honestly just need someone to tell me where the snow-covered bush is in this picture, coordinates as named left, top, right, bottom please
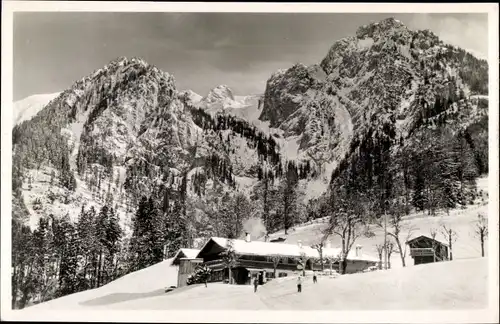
left=186, top=264, right=212, bottom=286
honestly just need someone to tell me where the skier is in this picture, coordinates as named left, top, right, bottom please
left=253, top=276, right=259, bottom=293
left=313, top=272, right=317, bottom=284
left=297, top=275, right=302, bottom=293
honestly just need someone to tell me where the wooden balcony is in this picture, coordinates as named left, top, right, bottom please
left=203, top=258, right=300, bottom=272
left=410, top=248, right=435, bottom=257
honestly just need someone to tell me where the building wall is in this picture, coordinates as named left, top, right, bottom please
left=203, top=257, right=376, bottom=284
left=177, top=258, right=203, bottom=288
left=344, top=260, right=377, bottom=273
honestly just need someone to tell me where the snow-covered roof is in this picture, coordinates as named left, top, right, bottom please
left=180, top=248, right=201, bottom=259
left=199, top=237, right=378, bottom=263
left=406, top=235, right=448, bottom=247
left=171, top=248, right=201, bottom=265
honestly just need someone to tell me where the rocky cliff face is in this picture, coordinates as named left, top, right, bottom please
left=12, top=57, right=271, bottom=231
left=12, top=17, right=488, bottom=233
left=259, top=17, right=488, bottom=173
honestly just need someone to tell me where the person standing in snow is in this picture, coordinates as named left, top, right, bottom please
left=297, top=275, right=302, bottom=293
left=313, top=272, right=317, bottom=284
left=253, top=277, right=259, bottom=293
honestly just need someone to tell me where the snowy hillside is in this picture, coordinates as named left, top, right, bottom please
left=21, top=258, right=179, bottom=310
left=263, top=176, right=491, bottom=268
left=17, top=175, right=492, bottom=312
left=13, top=92, right=61, bottom=126
left=19, top=257, right=487, bottom=311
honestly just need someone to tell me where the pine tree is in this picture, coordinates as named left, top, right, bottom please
left=76, top=205, right=97, bottom=291
left=12, top=218, right=35, bottom=309
left=31, top=217, right=56, bottom=303
left=283, top=162, right=299, bottom=234
left=130, top=197, right=165, bottom=271
left=57, top=223, right=79, bottom=297
left=453, top=132, right=479, bottom=206
left=229, top=192, right=252, bottom=238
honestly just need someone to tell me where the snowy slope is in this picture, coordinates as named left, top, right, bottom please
left=13, top=92, right=61, bottom=126
left=22, top=258, right=179, bottom=310
left=264, top=176, right=491, bottom=269
left=16, top=176, right=491, bottom=312
left=19, top=258, right=487, bottom=311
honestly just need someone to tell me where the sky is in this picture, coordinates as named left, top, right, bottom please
left=13, top=12, right=488, bottom=101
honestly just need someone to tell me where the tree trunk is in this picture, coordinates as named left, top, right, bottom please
left=339, top=258, right=348, bottom=274
left=395, top=239, right=406, bottom=267
left=83, top=255, right=88, bottom=288
left=342, top=258, right=348, bottom=274
left=12, top=265, right=18, bottom=309
left=480, top=232, right=485, bottom=257
left=93, top=254, right=99, bottom=288
left=228, top=267, right=232, bottom=284
left=449, top=236, right=453, bottom=260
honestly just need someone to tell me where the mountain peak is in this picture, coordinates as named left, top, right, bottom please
left=205, top=85, right=235, bottom=103
left=356, top=17, right=407, bottom=39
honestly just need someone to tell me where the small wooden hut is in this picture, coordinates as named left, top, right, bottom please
left=406, top=235, right=449, bottom=265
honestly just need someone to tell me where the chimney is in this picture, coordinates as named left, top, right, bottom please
left=298, top=240, right=303, bottom=248
left=356, top=245, right=363, bottom=257
left=245, top=232, right=251, bottom=242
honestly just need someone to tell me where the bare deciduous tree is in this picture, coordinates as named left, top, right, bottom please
left=221, top=239, right=238, bottom=284
left=386, top=241, right=397, bottom=269
left=440, top=223, right=458, bottom=260
left=326, top=210, right=373, bottom=274
left=429, top=228, right=439, bottom=262
left=376, top=207, right=417, bottom=267
left=375, top=243, right=385, bottom=270
left=474, top=213, right=488, bottom=257
left=267, top=254, right=286, bottom=279
left=312, top=228, right=333, bottom=271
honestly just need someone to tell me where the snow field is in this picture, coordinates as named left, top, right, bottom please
left=21, top=258, right=487, bottom=311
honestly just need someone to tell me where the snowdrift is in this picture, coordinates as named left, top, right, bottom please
left=23, top=258, right=178, bottom=310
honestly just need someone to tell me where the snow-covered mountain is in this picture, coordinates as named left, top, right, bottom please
left=259, top=17, right=488, bottom=177
left=178, top=89, right=203, bottom=105
left=12, top=18, right=488, bottom=235
left=11, top=57, right=279, bottom=233
left=13, top=92, right=61, bottom=126
left=193, top=85, right=264, bottom=124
